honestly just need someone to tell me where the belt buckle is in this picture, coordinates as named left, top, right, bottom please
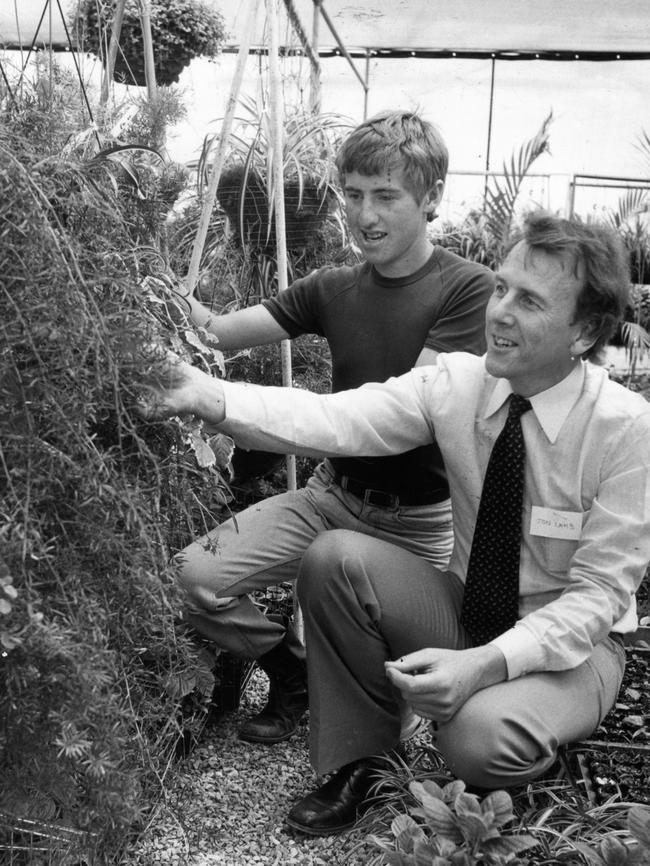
left=363, top=488, right=399, bottom=509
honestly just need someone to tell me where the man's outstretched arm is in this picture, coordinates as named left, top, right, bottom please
left=139, top=354, right=227, bottom=425
left=139, top=355, right=438, bottom=459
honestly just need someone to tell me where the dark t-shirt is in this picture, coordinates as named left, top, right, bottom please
left=262, top=245, right=494, bottom=497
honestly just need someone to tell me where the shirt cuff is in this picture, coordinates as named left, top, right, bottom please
left=489, top=623, right=546, bottom=680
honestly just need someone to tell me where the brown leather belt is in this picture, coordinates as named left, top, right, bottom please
left=334, top=473, right=450, bottom=508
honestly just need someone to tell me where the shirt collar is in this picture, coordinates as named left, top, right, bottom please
left=484, top=363, right=586, bottom=443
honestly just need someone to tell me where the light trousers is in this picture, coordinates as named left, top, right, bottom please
left=297, top=529, right=626, bottom=788
left=174, top=461, right=454, bottom=659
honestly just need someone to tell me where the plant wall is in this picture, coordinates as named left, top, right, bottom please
left=0, top=63, right=229, bottom=861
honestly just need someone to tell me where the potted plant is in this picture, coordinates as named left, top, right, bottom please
left=73, top=0, right=226, bottom=87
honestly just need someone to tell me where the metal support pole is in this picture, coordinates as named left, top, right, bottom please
left=310, top=0, right=322, bottom=114
left=363, top=49, right=370, bottom=119
left=484, top=56, right=496, bottom=202
left=318, top=1, right=368, bottom=103
left=567, top=178, right=576, bottom=217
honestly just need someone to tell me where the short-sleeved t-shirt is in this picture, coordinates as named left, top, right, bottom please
left=262, top=245, right=494, bottom=497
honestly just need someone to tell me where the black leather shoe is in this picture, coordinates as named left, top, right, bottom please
left=285, top=758, right=383, bottom=836
left=238, top=638, right=308, bottom=744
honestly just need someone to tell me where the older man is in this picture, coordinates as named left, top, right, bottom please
left=141, top=213, right=650, bottom=836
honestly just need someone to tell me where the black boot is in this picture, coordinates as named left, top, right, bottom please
left=238, top=639, right=308, bottom=744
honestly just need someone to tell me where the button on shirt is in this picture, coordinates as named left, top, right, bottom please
left=218, top=353, right=650, bottom=681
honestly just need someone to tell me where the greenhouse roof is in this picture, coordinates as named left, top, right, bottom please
left=2, top=0, right=650, bottom=60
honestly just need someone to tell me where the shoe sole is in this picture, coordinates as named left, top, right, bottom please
left=284, top=814, right=356, bottom=836
left=237, top=727, right=299, bottom=745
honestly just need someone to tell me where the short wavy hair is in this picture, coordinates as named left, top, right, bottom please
left=335, top=110, right=448, bottom=215
left=511, top=212, right=631, bottom=360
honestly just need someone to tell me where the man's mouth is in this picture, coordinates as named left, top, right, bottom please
left=492, top=335, right=517, bottom=348
left=361, top=231, right=386, bottom=242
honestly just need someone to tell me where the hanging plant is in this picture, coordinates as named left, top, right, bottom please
left=73, top=0, right=227, bottom=87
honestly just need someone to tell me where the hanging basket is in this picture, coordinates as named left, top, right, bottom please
left=111, top=52, right=189, bottom=88
left=217, top=165, right=331, bottom=253
left=73, top=0, right=226, bottom=88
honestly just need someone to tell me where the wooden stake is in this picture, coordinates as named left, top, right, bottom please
left=267, top=0, right=296, bottom=492
left=267, top=0, right=301, bottom=637
left=185, top=0, right=261, bottom=294
left=100, top=0, right=126, bottom=106
left=138, top=0, right=157, bottom=100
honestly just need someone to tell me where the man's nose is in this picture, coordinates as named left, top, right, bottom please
left=357, top=198, right=378, bottom=225
left=490, top=293, right=515, bottom=322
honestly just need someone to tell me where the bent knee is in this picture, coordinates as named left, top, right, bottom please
left=171, top=545, right=236, bottom=612
left=297, top=530, right=360, bottom=601
left=436, top=703, right=556, bottom=789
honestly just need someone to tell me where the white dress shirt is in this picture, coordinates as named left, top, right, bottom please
left=218, top=353, right=650, bottom=680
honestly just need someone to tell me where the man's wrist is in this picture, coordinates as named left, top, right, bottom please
left=467, top=644, right=508, bottom=689
left=192, top=370, right=226, bottom=426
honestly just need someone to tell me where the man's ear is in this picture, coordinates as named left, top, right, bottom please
left=571, top=319, right=598, bottom=357
left=424, top=180, right=445, bottom=216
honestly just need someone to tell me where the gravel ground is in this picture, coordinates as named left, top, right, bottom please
left=127, top=670, right=380, bottom=866
left=127, top=582, right=650, bottom=866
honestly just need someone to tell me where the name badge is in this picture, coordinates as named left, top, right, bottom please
left=530, top=506, right=583, bottom=540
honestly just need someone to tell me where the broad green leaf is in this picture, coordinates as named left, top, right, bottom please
left=392, top=814, right=426, bottom=852
left=0, top=599, right=12, bottom=615
left=207, top=433, right=235, bottom=473
left=412, top=790, right=462, bottom=842
left=455, top=811, right=494, bottom=845
left=438, top=838, right=461, bottom=858
left=481, top=790, right=515, bottom=827
left=441, top=780, right=467, bottom=804
left=628, top=806, right=650, bottom=847
left=189, top=431, right=216, bottom=468
left=600, top=835, right=633, bottom=866
left=483, top=834, right=538, bottom=858
left=454, top=792, right=482, bottom=817
left=164, top=671, right=196, bottom=699
left=414, top=779, right=445, bottom=800
left=413, top=839, right=450, bottom=866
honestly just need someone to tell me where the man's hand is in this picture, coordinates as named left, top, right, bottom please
left=138, top=351, right=226, bottom=426
left=385, top=645, right=507, bottom=722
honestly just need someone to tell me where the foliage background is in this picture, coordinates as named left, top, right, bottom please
left=0, top=64, right=231, bottom=859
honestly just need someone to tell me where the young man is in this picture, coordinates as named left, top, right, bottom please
left=141, top=213, right=650, bottom=835
left=171, top=110, right=493, bottom=744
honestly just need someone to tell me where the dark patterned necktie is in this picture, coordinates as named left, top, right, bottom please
left=460, top=394, right=533, bottom=645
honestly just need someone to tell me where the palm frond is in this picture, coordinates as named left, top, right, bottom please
left=603, top=187, right=649, bottom=230
left=484, top=110, right=553, bottom=259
